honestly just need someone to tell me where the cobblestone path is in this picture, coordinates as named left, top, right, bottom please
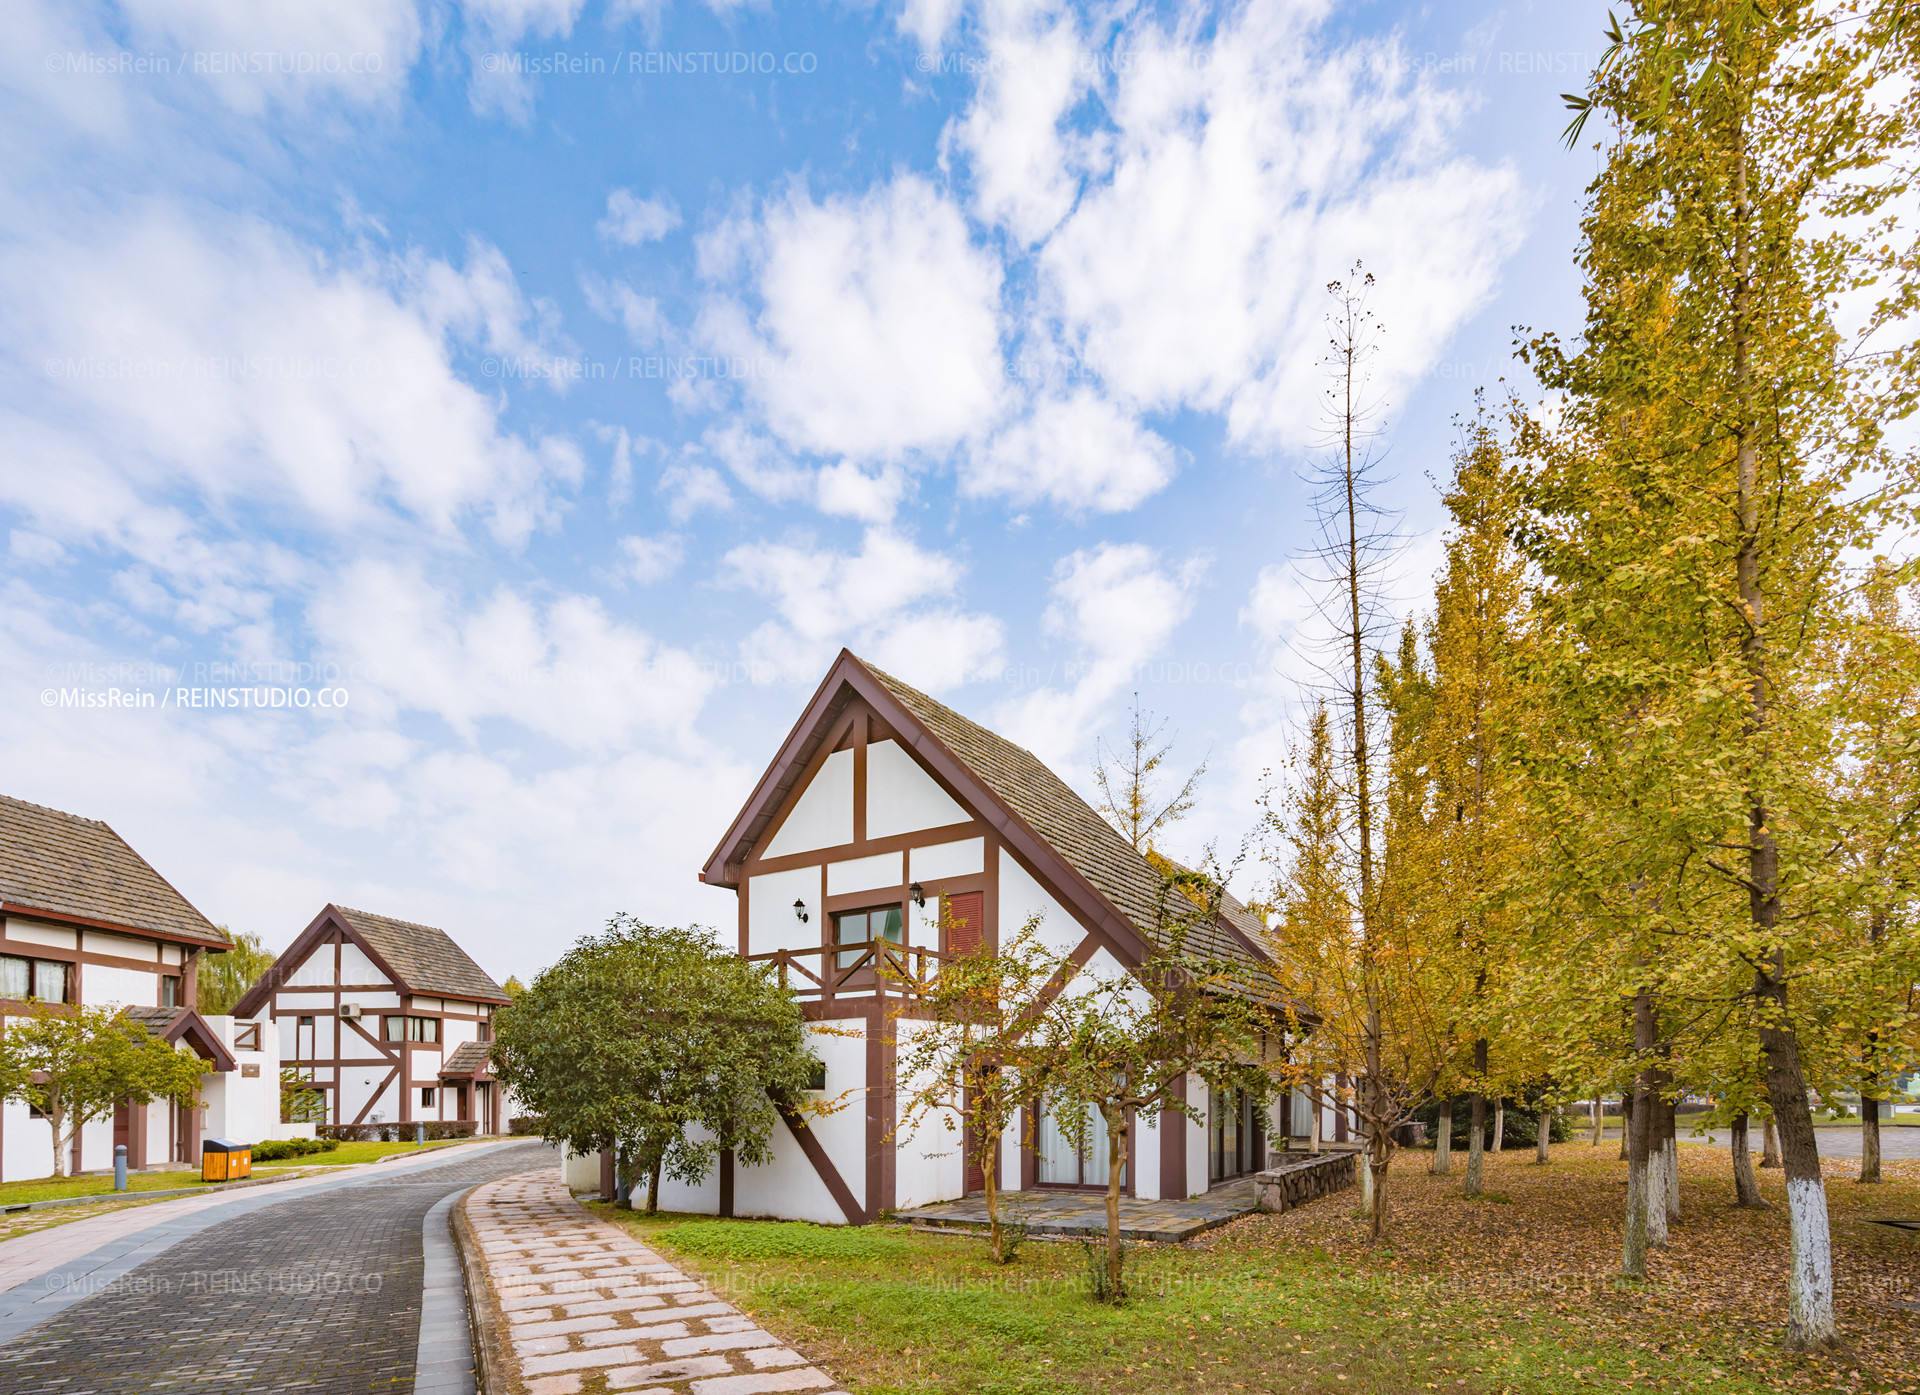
left=0, top=1140, right=556, bottom=1394
left=468, top=1172, right=848, bottom=1394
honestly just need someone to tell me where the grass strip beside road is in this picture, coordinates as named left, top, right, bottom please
left=592, top=1145, right=1917, bottom=1395
left=0, top=1138, right=468, bottom=1206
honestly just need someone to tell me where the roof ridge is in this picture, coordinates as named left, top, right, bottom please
left=0, top=792, right=109, bottom=826
left=334, top=904, right=449, bottom=932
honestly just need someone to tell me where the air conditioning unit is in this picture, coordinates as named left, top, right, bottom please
left=339, top=1003, right=363, bottom=1020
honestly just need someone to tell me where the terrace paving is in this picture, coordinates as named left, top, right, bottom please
left=895, top=1176, right=1261, bottom=1243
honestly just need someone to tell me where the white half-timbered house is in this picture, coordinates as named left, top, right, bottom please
left=234, top=905, right=512, bottom=1133
left=0, top=794, right=250, bottom=1178
left=674, top=651, right=1297, bottom=1225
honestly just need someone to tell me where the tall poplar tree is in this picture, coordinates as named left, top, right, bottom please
left=1534, top=0, right=1916, bottom=1347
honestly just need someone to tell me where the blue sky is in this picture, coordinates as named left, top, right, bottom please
left=2, top=0, right=1606, bottom=983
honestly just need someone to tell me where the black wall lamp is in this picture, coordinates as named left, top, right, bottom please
left=793, top=898, right=810, bottom=923
left=910, top=882, right=926, bottom=908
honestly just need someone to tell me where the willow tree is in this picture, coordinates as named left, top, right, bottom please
left=1533, top=0, right=1916, bottom=1347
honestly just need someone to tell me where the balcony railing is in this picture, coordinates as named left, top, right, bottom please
left=746, top=939, right=947, bottom=1001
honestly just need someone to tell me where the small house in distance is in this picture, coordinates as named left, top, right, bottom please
left=0, top=793, right=252, bottom=1177
left=234, top=905, right=512, bottom=1133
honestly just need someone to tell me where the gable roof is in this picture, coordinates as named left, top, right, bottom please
left=0, top=794, right=229, bottom=949
left=334, top=907, right=509, bottom=1004
left=704, top=652, right=1280, bottom=993
left=231, top=903, right=509, bottom=1018
left=124, top=1006, right=239, bottom=1072
left=438, top=1039, right=494, bottom=1079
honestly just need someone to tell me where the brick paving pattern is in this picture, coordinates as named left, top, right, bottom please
left=0, top=1140, right=556, bottom=1393
left=468, top=1172, right=846, bottom=1395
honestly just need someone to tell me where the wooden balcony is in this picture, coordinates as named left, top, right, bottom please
left=746, top=938, right=947, bottom=1002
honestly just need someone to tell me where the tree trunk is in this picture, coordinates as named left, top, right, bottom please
left=983, top=1135, right=1006, bottom=1263
left=1761, top=1116, right=1781, bottom=1168
left=1646, top=1104, right=1670, bottom=1250
left=1465, top=1041, right=1487, bottom=1196
left=1860, top=1095, right=1881, bottom=1185
left=1536, top=1105, right=1551, bottom=1164
left=1591, top=1096, right=1603, bottom=1147
left=1731, top=1113, right=1765, bottom=1208
left=50, top=1100, right=69, bottom=1179
left=1358, top=1123, right=1374, bottom=1213
left=1622, top=991, right=1655, bottom=1280
left=645, top=1154, right=662, bottom=1215
left=1492, top=1099, right=1505, bottom=1154
left=1309, top=1085, right=1322, bottom=1156
left=1619, top=1092, right=1632, bottom=1161
left=1103, top=1113, right=1125, bottom=1300
left=1757, top=965, right=1840, bottom=1348
left=1368, top=1136, right=1389, bottom=1242
left=1661, top=1099, right=1680, bottom=1223
left=1433, top=1099, right=1452, bottom=1174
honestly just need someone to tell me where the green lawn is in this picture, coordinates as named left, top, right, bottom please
left=591, top=1145, right=1918, bottom=1395
left=0, top=1138, right=470, bottom=1206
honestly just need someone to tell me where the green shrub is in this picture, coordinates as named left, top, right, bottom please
left=660, top=1220, right=910, bottom=1263
left=251, top=1137, right=341, bottom=1161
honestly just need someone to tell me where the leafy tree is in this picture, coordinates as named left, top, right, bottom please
left=280, top=1066, right=328, bottom=1126
left=891, top=917, right=1063, bottom=1264
left=1032, top=862, right=1269, bottom=1301
left=502, top=975, right=526, bottom=1000
left=197, top=929, right=275, bottom=1016
left=1092, top=694, right=1208, bottom=852
left=491, top=916, right=832, bottom=1214
left=1532, top=0, right=1917, bottom=1346
left=1, top=1004, right=207, bottom=1177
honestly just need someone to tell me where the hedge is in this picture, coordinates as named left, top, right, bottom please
left=318, top=1120, right=479, bottom=1143
left=251, top=1136, right=341, bottom=1162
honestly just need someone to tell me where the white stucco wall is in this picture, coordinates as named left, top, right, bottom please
left=1186, top=1075, right=1210, bottom=1199
left=826, top=851, right=902, bottom=897
left=764, top=748, right=853, bottom=856
left=339, top=943, right=388, bottom=984
left=747, top=866, right=825, bottom=956
left=86, top=964, right=160, bottom=1009
left=908, top=837, right=983, bottom=883
left=1133, top=1106, right=1162, bottom=1201
left=892, top=1017, right=965, bottom=1210
left=867, top=738, right=968, bottom=837
left=197, top=1015, right=283, bottom=1145
left=999, top=848, right=1081, bottom=958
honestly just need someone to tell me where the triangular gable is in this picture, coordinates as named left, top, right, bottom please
left=231, top=903, right=414, bottom=1019
left=703, top=650, right=1159, bottom=967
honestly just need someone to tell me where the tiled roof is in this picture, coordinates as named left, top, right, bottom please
left=0, top=795, right=229, bottom=948
left=336, top=907, right=508, bottom=1004
left=123, top=1006, right=183, bottom=1033
left=439, top=1039, right=494, bottom=1078
left=862, top=663, right=1281, bottom=994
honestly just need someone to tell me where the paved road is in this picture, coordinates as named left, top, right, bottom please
left=0, top=1140, right=555, bottom=1394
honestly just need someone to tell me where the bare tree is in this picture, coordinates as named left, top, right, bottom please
left=1092, top=693, right=1208, bottom=852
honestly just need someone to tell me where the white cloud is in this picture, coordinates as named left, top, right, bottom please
left=311, top=560, right=712, bottom=751
left=616, top=532, right=684, bottom=584
left=994, top=541, right=1206, bottom=773
left=898, top=0, right=967, bottom=52
left=967, top=388, right=1176, bottom=513
left=724, top=528, right=1002, bottom=689
left=461, top=0, right=589, bottom=122
left=697, top=175, right=1006, bottom=461
left=0, top=209, right=582, bottom=551
left=1016, top=0, right=1528, bottom=448
left=659, top=458, right=733, bottom=521
left=944, top=0, right=1099, bottom=245
left=116, top=0, right=424, bottom=114
left=582, top=273, right=670, bottom=346
left=598, top=188, right=682, bottom=245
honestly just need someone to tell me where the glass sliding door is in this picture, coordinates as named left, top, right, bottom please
left=1035, top=1100, right=1121, bottom=1188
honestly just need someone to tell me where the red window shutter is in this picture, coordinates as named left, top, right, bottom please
left=943, top=892, right=983, bottom=957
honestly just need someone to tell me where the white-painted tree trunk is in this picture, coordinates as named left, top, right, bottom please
left=1491, top=1100, right=1504, bottom=1154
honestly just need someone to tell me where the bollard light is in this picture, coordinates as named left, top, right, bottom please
left=114, top=1143, right=128, bottom=1192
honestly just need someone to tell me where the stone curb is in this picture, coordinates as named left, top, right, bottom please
left=453, top=1189, right=511, bottom=1395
